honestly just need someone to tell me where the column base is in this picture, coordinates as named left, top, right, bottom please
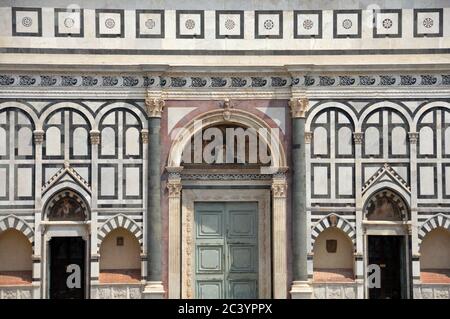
left=142, top=281, right=165, bottom=299
left=290, top=281, right=313, bottom=299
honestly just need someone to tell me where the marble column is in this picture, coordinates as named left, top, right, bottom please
left=143, top=96, right=165, bottom=298
left=353, top=132, right=365, bottom=298
left=289, top=98, right=313, bottom=299
left=33, top=130, right=44, bottom=299
left=408, top=132, right=420, bottom=298
left=271, top=170, right=288, bottom=298
left=166, top=167, right=183, bottom=299
left=89, top=130, right=100, bottom=290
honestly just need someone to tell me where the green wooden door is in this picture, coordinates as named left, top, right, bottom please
left=195, top=202, right=258, bottom=299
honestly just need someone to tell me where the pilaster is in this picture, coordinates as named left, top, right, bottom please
left=167, top=166, right=183, bottom=299
left=271, top=169, right=288, bottom=299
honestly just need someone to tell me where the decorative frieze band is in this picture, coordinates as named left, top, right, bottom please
left=2, top=74, right=450, bottom=89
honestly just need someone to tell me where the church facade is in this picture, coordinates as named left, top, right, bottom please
left=0, top=0, right=449, bottom=299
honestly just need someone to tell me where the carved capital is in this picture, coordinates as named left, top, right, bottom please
left=408, top=132, right=419, bottom=144
left=90, top=130, right=100, bottom=145
left=289, top=97, right=308, bottom=118
left=167, top=182, right=182, bottom=198
left=305, top=131, right=313, bottom=144
left=141, top=129, right=149, bottom=144
left=145, top=93, right=165, bottom=118
left=33, top=130, right=44, bottom=144
left=353, top=132, right=364, bottom=144
left=222, top=98, right=233, bottom=121
left=272, top=182, right=287, bottom=198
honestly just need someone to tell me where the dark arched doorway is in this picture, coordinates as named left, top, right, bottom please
left=364, top=189, right=411, bottom=299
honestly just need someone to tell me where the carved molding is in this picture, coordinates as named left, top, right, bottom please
left=2, top=74, right=450, bottom=89
left=289, top=98, right=308, bottom=118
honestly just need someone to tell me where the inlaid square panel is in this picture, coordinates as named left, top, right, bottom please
left=96, top=9, right=124, bottom=38
left=255, top=11, right=283, bottom=39
left=197, top=212, right=223, bottom=238
left=229, top=280, right=257, bottom=299
left=334, top=10, right=362, bottom=38
left=12, top=7, right=42, bottom=37
left=229, top=245, right=256, bottom=272
left=228, top=211, right=256, bottom=237
left=176, top=10, right=204, bottom=39
left=294, top=10, right=322, bottom=38
left=136, top=10, right=164, bottom=38
left=197, top=281, right=222, bottom=299
left=373, top=9, right=402, bottom=38
left=55, top=8, right=83, bottom=37
left=216, top=10, right=244, bottom=39
left=197, top=246, right=223, bottom=272
left=414, top=9, right=443, bottom=37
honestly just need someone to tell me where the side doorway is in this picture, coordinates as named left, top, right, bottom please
left=49, top=237, right=86, bottom=299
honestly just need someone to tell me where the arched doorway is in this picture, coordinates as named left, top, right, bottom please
left=363, top=189, right=411, bottom=299
left=42, top=189, right=90, bottom=299
left=166, top=107, right=287, bottom=299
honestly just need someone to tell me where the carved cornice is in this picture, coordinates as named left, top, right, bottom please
left=166, top=166, right=184, bottom=180
left=289, top=97, right=308, bottom=118
left=145, top=92, right=165, bottom=118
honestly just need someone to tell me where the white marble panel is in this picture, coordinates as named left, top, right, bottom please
left=313, top=166, right=328, bottom=196
left=419, top=166, right=435, bottom=196
left=17, top=167, right=32, bottom=197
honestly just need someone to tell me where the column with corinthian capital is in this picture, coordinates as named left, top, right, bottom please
left=142, top=94, right=165, bottom=298
left=289, top=97, right=313, bottom=299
